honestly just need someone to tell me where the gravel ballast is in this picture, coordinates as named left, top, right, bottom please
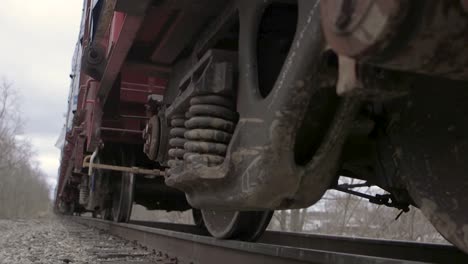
left=0, top=217, right=163, bottom=264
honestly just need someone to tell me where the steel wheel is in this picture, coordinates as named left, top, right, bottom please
left=167, top=0, right=359, bottom=213
left=108, top=146, right=136, bottom=223
left=112, top=170, right=135, bottom=222
left=94, top=155, right=114, bottom=220
left=201, top=209, right=272, bottom=241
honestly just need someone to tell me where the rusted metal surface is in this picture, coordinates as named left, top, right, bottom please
left=165, top=49, right=238, bottom=118
left=165, top=0, right=358, bottom=211
left=259, top=231, right=468, bottom=264
left=57, top=0, right=231, bottom=218
left=336, top=54, right=412, bottom=100
left=148, top=1, right=230, bottom=64
left=321, top=0, right=468, bottom=80
left=126, top=219, right=468, bottom=263
left=57, top=0, right=468, bottom=255
left=97, top=9, right=151, bottom=105
left=319, top=1, right=468, bottom=253
left=321, top=0, right=408, bottom=59
left=376, top=76, right=468, bottom=255
left=143, top=115, right=160, bottom=161
left=142, top=94, right=167, bottom=162
left=74, top=217, right=442, bottom=264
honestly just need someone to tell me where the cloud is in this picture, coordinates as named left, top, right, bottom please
left=0, top=0, right=84, bottom=189
left=22, top=134, right=62, bottom=186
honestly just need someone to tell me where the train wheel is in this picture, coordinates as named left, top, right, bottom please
left=100, top=189, right=113, bottom=221
left=111, top=170, right=135, bottom=222
left=69, top=202, right=76, bottom=216
left=106, top=146, right=136, bottom=223
left=201, top=210, right=272, bottom=241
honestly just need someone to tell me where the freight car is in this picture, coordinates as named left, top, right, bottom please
left=55, top=0, right=468, bottom=252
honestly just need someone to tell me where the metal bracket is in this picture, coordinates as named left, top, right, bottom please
left=333, top=183, right=410, bottom=213
left=336, top=55, right=411, bottom=101
left=83, top=155, right=165, bottom=176
left=336, top=56, right=362, bottom=96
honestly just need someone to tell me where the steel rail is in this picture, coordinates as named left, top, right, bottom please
left=126, top=220, right=468, bottom=263
left=71, top=217, right=468, bottom=264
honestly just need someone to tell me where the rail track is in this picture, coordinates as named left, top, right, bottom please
left=70, top=217, right=468, bottom=264
left=53, top=219, right=162, bottom=264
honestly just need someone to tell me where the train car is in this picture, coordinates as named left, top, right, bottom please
left=55, top=0, right=468, bottom=252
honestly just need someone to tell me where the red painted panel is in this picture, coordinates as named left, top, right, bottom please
left=110, top=12, right=126, bottom=44
left=97, top=13, right=147, bottom=104
left=120, top=88, right=150, bottom=104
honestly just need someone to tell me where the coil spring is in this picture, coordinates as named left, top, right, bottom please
left=184, top=95, right=237, bottom=166
left=168, top=115, right=187, bottom=169
left=79, top=177, right=89, bottom=205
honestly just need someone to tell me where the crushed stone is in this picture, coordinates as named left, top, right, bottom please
left=0, top=217, right=162, bottom=264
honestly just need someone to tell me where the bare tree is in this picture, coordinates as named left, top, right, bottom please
left=0, top=78, right=51, bottom=219
left=268, top=177, right=446, bottom=244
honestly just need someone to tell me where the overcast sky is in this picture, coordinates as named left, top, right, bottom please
left=0, top=0, right=83, bottom=187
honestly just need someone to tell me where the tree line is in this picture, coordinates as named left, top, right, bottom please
left=269, top=178, right=447, bottom=244
left=0, top=79, right=51, bottom=218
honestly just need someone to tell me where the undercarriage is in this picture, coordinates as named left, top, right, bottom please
left=57, top=0, right=468, bottom=252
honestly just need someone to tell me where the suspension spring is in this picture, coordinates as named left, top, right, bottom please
left=168, top=115, right=187, bottom=170
left=184, top=95, right=237, bottom=166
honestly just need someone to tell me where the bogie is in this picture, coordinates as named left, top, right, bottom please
left=55, top=0, right=468, bottom=251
